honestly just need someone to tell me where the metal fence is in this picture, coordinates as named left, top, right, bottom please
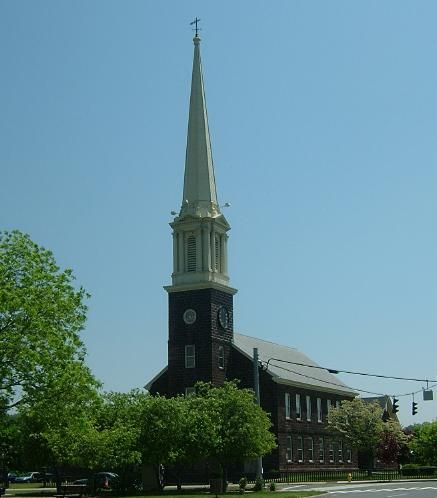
left=258, top=468, right=437, bottom=483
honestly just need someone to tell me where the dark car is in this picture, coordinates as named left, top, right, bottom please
left=73, top=473, right=119, bottom=490
left=95, top=472, right=119, bottom=488
left=72, top=479, right=89, bottom=486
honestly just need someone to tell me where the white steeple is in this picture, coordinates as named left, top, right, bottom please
left=166, top=35, right=236, bottom=294
left=181, top=35, right=219, bottom=219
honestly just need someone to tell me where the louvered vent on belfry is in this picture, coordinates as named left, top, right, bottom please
left=215, top=235, right=220, bottom=271
left=187, top=235, right=196, bottom=272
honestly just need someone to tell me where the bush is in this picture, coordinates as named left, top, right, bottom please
left=400, top=465, right=437, bottom=476
left=253, top=477, right=264, bottom=491
left=239, top=477, right=247, bottom=494
left=269, top=482, right=276, bottom=491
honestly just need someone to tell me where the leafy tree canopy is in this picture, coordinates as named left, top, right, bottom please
left=0, top=230, right=91, bottom=409
left=327, top=398, right=385, bottom=452
left=328, top=398, right=408, bottom=465
left=410, top=421, right=437, bottom=465
left=195, top=381, right=277, bottom=466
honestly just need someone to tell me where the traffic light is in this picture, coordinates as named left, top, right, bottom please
left=412, top=402, right=418, bottom=416
left=392, top=397, right=399, bottom=414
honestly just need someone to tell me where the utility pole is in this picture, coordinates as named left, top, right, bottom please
left=253, top=348, right=263, bottom=481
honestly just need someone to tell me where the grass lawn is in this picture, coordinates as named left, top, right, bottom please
left=7, top=485, right=323, bottom=498
left=146, top=494, right=323, bottom=498
left=7, top=491, right=323, bottom=498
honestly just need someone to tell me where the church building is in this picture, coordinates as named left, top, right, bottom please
left=146, top=33, right=357, bottom=474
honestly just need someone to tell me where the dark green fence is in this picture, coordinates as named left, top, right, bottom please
left=258, top=467, right=437, bottom=483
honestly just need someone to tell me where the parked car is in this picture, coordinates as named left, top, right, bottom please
left=72, top=479, right=89, bottom=485
left=73, top=473, right=119, bottom=489
left=14, top=472, right=43, bottom=483
left=7, top=473, right=18, bottom=483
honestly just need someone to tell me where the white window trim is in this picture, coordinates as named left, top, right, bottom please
left=217, top=345, right=225, bottom=369
left=285, top=392, right=291, bottom=419
left=306, top=395, right=312, bottom=422
left=296, top=393, right=301, bottom=420
left=297, top=436, right=304, bottom=463
left=185, top=344, right=195, bottom=368
left=307, top=437, right=314, bottom=463
left=317, top=397, right=322, bottom=423
left=286, top=435, right=293, bottom=463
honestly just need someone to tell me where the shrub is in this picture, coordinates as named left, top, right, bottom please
left=253, top=477, right=264, bottom=491
left=269, top=482, right=276, bottom=491
left=239, top=477, right=247, bottom=494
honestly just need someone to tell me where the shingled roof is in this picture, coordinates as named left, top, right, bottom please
left=233, top=333, right=356, bottom=397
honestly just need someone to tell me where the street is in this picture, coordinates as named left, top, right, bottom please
left=281, top=481, right=437, bottom=497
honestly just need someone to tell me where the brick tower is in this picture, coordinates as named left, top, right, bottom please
left=164, top=35, right=237, bottom=396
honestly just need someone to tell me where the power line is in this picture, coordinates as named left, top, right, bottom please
left=265, top=357, right=432, bottom=383
left=260, top=360, right=437, bottom=399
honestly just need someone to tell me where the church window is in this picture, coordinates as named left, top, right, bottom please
left=297, top=436, right=303, bottom=462
left=329, top=442, right=334, bottom=462
left=295, top=394, right=301, bottom=420
left=338, top=440, right=343, bottom=462
left=185, top=345, right=196, bottom=368
left=336, top=400, right=341, bottom=409
left=217, top=345, right=225, bottom=369
left=306, top=395, right=312, bottom=421
left=319, top=437, right=325, bottom=462
left=317, top=397, right=322, bottom=422
left=215, top=235, right=220, bottom=271
left=185, top=387, right=196, bottom=396
left=286, top=436, right=293, bottom=463
left=187, top=235, right=196, bottom=272
left=346, top=447, right=352, bottom=463
left=285, top=393, right=291, bottom=419
left=327, top=399, right=332, bottom=412
left=307, top=437, right=314, bottom=462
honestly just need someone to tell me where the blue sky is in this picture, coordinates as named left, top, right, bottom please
left=1, top=1, right=436, bottom=427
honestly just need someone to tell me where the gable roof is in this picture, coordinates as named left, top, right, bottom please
left=233, top=332, right=356, bottom=397
left=362, top=395, right=399, bottom=422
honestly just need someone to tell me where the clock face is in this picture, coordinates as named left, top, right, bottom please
left=218, top=306, right=229, bottom=330
left=183, top=308, right=197, bottom=325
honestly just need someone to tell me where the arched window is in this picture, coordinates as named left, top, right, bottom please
left=187, top=235, right=196, bottom=272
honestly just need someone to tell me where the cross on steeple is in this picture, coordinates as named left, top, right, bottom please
left=190, top=17, right=201, bottom=37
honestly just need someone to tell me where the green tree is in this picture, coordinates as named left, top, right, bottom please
left=328, top=398, right=408, bottom=468
left=410, top=421, right=437, bottom=465
left=22, top=361, right=100, bottom=467
left=0, top=230, right=90, bottom=409
left=0, top=230, right=101, bottom=481
left=136, top=383, right=276, bottom=491
left=88, top=390, right=146, bottom=470
left=139, top=394, right=201, bottom=490
left=328, top=399, right=384, bottom=467
left=195, top=381, right=277, bottom=484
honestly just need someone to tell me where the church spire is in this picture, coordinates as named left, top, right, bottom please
left=166, top=33, right=236, bottom=293
left=180, top=35, right=219, bottom=219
